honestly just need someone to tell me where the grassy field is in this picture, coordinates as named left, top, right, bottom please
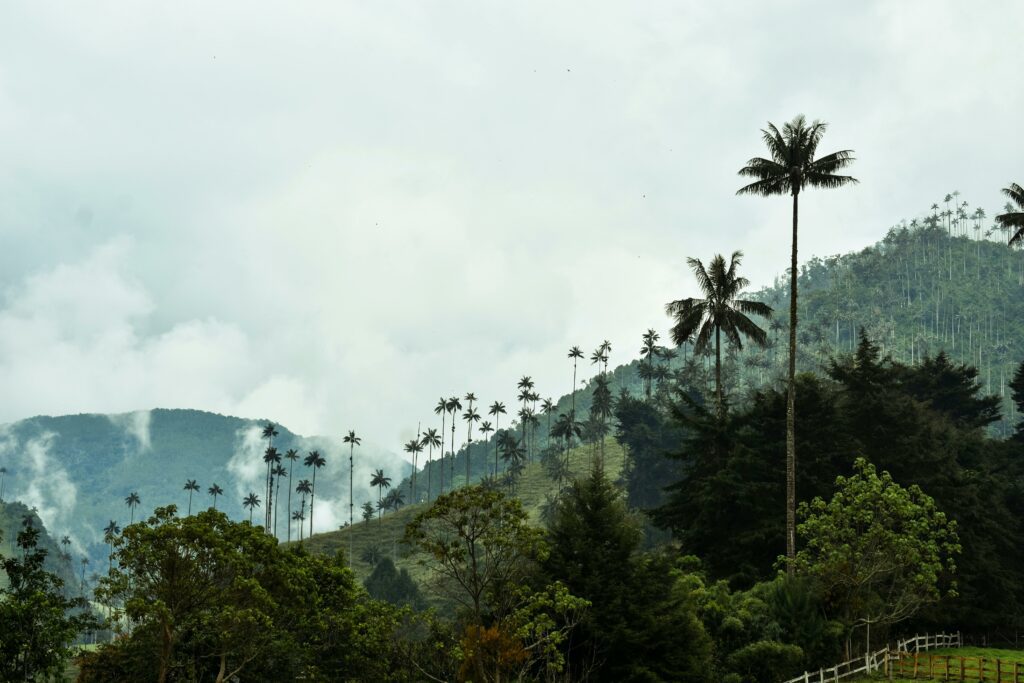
left=299, top=437, right=626, bottom=587
left=855, top=646, right=1024, bottom=682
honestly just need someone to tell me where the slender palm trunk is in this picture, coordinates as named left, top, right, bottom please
left=494, top=417, right=500, bottom=478
left=715, top=325, right=723, bottom=411
left=187, top=491, right=193, bottom=516
left=466, top=422, right=472, bottom=486
left=287, top=459, right=294, bottom=542
left=249, top=507, right=253, bottom=524
left=274, top=475, right=282, bottom=538
left=426, top=444, right=433, bottom=501
left=309, top=469, right=317, bottom=538
left=377, top=484, right=383, bottom=524
left=785, top=190, right=799, bottom=573
left=450, top=420, right=457, bottom=490
left=265, top=462, right=272, bottom=527
left=349, top=444, right=354, bottom=564
left=440, top=412, right=446, bottom=494
left=266, top=472, right=274, bottom=531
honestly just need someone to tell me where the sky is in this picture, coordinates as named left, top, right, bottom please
left=0, top=1, right=1021, bottom=452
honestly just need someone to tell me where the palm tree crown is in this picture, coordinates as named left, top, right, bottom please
left=996, top=183, right=1024, bottom=246
left=666, top=251, right=771, bottom=409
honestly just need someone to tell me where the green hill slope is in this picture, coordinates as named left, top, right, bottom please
left=301, top=438, right=626, bottom=588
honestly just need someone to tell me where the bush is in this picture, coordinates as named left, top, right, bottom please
left=726, top=640, right=804, bottom=683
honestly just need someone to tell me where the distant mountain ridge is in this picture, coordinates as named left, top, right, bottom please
left=0, top=408, right=409, bottom=569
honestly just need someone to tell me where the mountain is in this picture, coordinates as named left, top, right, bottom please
left=0, top=408, right=410, bottom=569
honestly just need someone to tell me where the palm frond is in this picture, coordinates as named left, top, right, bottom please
left=735, top=298, right=773, bottom=318
left=808, top=150, right=857, bottom=174
left=736, top=175, right=790, bottom=197
left=1001, top=183, right=1024, bottom=209
left=803, top=172, right=859, bottom=190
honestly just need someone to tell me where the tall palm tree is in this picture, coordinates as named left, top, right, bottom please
left=403, top=439, right=423, bottom=502
left=540, top=398, right=556, bottom=438
left=434, top=398, right=448, bottom=493
left=208, top=483, right=223, bottom=510
left=599, top=339, right=612, bottom=375
left=292, top=505, right=306, bottom=542
left=243, top=492, right=261, bottom=524
left=737, top=114, right=857, bottom=571
left=488, top=401, right=507, bottom=475
left=102, top=520, right=120, bottom=572
left=666, top=251, right=772, bottom=410
left=124, top=492, right=141, bottom=525
left=420, top=428, right=441, bottom=501
left=304, top=450, right=326, bottom=538
left=60, top=535, right=71, bottom=562
left=568, top=346, right=583, bottom=416
left=478, top=420, right=494, bottom=476
left=640, top=329, right=660, bottom=398
left=369, top=469, right=392, bottom=525
left=262, top=446, right=280, bottom=529
left=273, top=464, right=288, bottom=538
left=343, top=430, right=361, bottom=541
left=183, top=479, right=199, bottom=516
left=551, top=412, right=582, bottom=469
left=296, top=479, right=312, bottom=535
left=997, top=183, right=1024, bottom=246
left=261, top=422, right=279, bottom=526
left=462, top=404, right=481, bottom=486
left=445, top=396, right=462, bottom=489
left=0, top=466, right=6, bottom=502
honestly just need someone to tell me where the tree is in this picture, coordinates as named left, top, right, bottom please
left=125, top=491, right=141, bottom=525
left=421, top=428, right=441, bottom=501
left=304, top=450, right=326, bottom=538
left=477, top=421, right=494, bottom=483
left=273, top=463, right=288, bottom=538
left=568, top=346, right=584, bottom=417
left=0, top=466, right=7, bottom=502
left=343, top=430, right=361, bottom=562
left=361, top=501, right=375, bottom=524
left=370, top=469, right=392, bottom=524
left=296, top=477, right=312, bottom=534
left=640, top=329, right=660, bottom=399
left=488, top=402, right=507, bottom=479
left=284, top=448, right=299, bottom=541
left=0, top=525, right=95, bottom=680
left=207, top=483, right=223, bottom=510
left=261, top=422, right=279, bottom=527
left=550, top=412, right=582, bottom=468
left=446, top=396, right=463, bottom=490
left=404, top=486, right=544, bottom=624
left=997, top=182, right=1024, bottom=246
left=262, top=446, right=280, bottom=529
left=737, top=114, right=858, bottom=571
left=435, top=398, right=449, bottom=494
left=667, top=251, right=771, bottom=411
left=463, top=403, right=481, bottom=486
left=183, top=479, right=199, bottom=516
left=292, top=505, right=305, bottom=541
left=792, top=458, right=960, bottom=654
left=543, top=467, right=713, bottom=682
left=242, top=492, right=261, bottom=524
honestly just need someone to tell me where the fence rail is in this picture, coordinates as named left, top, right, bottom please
left=782, top=631, right=962, bottom=683
left=893, top=652, right=1023, bottom=681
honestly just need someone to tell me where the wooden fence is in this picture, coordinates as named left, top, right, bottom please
left=892, top=651, right=1023, bottom=681
left=782, top=632, right=962, bottom=683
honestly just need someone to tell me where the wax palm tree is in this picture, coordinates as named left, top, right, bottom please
left=737, top=114, right=857, bottom=571
left=666, top=251, right=772, bottom=410
left=640, top=329, right=660, bottom=398
left=283, top=449, right=299, bottom=541
left=262, top=446, right=280, bottom=528
left=567, top=346, right=583, bottom=413
left=997, top=183, right=1024, bottom=246
left=421, top=428, right=441, bottom=501
left=243, top=492, right=261, bottom=524
left=304, top=450, right=326, bottom=537
left=273, top=464, right=288, bottom=538
left=599, top=339, right=612, bottom=374
left=60, top=535, right=71, bottom=563
left=403, top=439, right=423, bottom=502
left=183, top=479, right=199, bottom=516
left=369, top=469, right=391, bottom=524
left=478, top=420, right=494, bottom=477
left=124, top=492, right=141, bottom=525
left=343, top=430, right=361, bottom=539
left=445, top=396, right=462, bottom=489
left=102, top=520, right=120, bottom=572
left=261, top=422, right=279, bottom=526
left=384, top=488, right=405, bottom=512
left=498, top=432, right=525, bottom=490
left=551, top=412, right=582, bottom=469
left=292, top=505, right=306, bottom=541
left=296, top=479, right=312, bottom=532
left=462, top=404, right=481, bottom=485
left=434, top=398, right=449, bottom=493
left=541, top=398, right=556, bottom=439
left=208, top=483, right=223, bottom=510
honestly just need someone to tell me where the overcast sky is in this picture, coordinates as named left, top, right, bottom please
left=1, top=1, right=1020, bottom=450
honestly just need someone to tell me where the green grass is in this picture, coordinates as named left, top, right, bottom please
left=298, top=438, right=626, bottom=589
left=854, top=646, right=1024, bottom=682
